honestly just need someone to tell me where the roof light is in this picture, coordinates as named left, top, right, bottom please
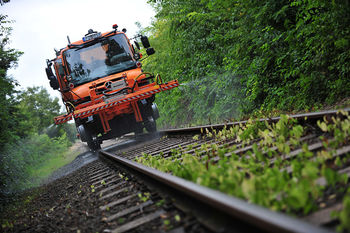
left=113, top=24, right=118, bottom=29
left=82, top=32, right=101, bottom=42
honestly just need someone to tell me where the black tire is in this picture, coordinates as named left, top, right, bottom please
left=87, top=138, right=101, bottom=151
left=145, top=116, right=157, bottom=133
left=80, top=124, right=100, bottom=151
left=134, top=125, right=143, bottom=136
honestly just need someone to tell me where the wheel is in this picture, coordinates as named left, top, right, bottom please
left=77, top=124, right=101, bottom=151
left=76, top=124, right=88, bottom=142
left=134, top=125, right=143, bottom=136
left=151, top=103, right=159, bottom=119
left=87, top=137, right=101, bottom=151
left=145, top=116, right=157, bottom=133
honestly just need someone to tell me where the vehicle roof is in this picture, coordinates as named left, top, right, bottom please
left=57, top=31, right=128, bottom=58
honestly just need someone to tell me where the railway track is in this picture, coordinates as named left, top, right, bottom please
left=90, top=108, right=350, bottom=233
left=81, top=159, right=209, bottom=232
left=7, top=109, right=347, bottom=232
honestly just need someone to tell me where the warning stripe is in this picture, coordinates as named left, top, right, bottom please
left=54, top=115, right=73, bottom=124
left=54, top=81, right=179, bottom=125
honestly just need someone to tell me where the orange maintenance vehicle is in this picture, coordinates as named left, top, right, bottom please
left=46, top=24, right=179, bottom=150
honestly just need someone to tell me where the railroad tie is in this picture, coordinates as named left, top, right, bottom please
left=110, top=210, right=165, bottom=233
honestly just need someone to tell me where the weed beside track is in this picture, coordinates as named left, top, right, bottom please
left=136, top=112, right=350, bottom=232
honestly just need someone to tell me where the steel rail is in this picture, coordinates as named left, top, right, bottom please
left=99, top=150, right=332, bottom=233
left=162, top=108, right=350, bottom=135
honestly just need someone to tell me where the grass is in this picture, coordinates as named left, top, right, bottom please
left=1, top=133, right=83, bottom=193
left=26, top=145, right=81, bottom=187
left=1, top=139, right=82, bottom=230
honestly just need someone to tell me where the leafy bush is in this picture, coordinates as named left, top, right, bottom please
left=0, top=14, right=23, bottom=151
left=46, top=123, right=77, bottom=143
left=0, top=133, right=72, bottom=194
left=137, top=113, right=350, bottom=216
left=0, top=6, right=75, bottom=199
left=156, top=72, right=245, bottom=128
left=144, top=0, right=350, bottom=127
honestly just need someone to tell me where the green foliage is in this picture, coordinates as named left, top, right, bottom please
left=335, top=188, right=350, bottom=232
left=16, top=86, right=60, bottom=136
left=156, top=73, right=245, bottom=127
left=138, top=192, right=151, bottom=202
left=0, top=14, right=23, bottom=149
left=0, top=2, right=75, bottom=199
left=0, top=86, right=74, bottom=195
left=223, top=0, right=350, bottom=112
left=0, top=133, right=72, bottom=193
left=137, top=114, right=350, bottom=215
left=46, top=123, right=77, bottom=143
left=144, top=0, right=350, bottom=127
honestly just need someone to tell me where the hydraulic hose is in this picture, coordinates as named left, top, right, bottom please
left=131, top=72, right=155, bottom=92
left=155, top=74, right=163, bottom=85
left=65, top=102, right=75, bottom=113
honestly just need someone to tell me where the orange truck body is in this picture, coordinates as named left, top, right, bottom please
left=46, top=25, right=178, bottom=150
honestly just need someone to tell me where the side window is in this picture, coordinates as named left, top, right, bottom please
left=55, top=59, right=65, bottom=77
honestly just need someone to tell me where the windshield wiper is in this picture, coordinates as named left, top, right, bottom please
left=107, top=65, right=136, bottom=76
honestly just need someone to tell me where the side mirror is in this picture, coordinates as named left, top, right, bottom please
left=141, top=36, right=150, bottom=48
left=45, top=67, right=59, bottom=90
left=146, top=47, right=155, bottom=56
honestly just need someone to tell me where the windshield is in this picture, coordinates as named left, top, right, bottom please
left=64, top=34, right=136, bottom=86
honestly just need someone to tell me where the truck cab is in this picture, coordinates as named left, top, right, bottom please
left=46, top=25, right=178, bottom=150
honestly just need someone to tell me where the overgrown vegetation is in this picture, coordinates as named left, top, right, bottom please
left=142, top=0, right=350, bottom=127
left=0, top=4, right=76, bottom=198
left=0, top=86, right=78, bottom=195
left=137, top=112, right=350, bottom=230
left=0, top=14, right=23, bottom=148
left=1, top=132, right=76, bottom=192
